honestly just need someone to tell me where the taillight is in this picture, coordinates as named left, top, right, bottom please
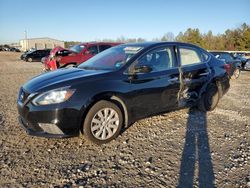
left=224, top=64, right=231, bottom=75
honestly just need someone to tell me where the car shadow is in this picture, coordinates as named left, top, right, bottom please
left=177, top=108, right=215, bottom=188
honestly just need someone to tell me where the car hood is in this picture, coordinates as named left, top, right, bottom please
left=23, top=68, right=110, bottom=93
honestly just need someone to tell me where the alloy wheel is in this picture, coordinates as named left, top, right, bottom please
left=90, top=108, right=119, bottom=140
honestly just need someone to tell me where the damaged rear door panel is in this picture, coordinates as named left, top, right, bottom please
left=177, top=46, right=212, bottom=107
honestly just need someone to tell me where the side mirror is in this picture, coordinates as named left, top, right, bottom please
left=133, top=65, right=153, bottom=74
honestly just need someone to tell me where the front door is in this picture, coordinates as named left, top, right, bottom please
left=127, top=46, right=180, bottom=120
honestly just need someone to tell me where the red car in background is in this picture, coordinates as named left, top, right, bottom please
left=44, top=42, right=122, bottom=71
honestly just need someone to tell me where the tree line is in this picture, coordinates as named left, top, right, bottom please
left=65, top=23, right=250, bottom=51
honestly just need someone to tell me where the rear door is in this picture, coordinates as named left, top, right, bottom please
left=31, top=51, right=39, bottom=61
left=177, top=45, right=210, bottom=106
left=126, top=45, right=180, bottom=119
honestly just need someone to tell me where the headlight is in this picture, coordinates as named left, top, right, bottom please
left=32, top=87, right=75, bottom=105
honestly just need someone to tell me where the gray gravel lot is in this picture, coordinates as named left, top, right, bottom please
left=0, top=52, right=249, bottom=187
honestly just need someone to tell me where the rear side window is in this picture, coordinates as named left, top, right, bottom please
left=179, top=47, right=202, bottom=66
left=99, top=45, right=111, bottom=52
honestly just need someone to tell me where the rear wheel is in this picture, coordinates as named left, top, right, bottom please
left=83, top=100, right=123, bottom=145
left=197, top=83, right=219, bottom=112
left=27, top=57, right=32, bottom=62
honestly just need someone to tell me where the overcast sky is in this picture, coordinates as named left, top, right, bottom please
left=0, top=0, right=249, bottom=44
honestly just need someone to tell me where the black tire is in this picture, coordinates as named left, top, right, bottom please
left=83, top=100, right=123, bottom=145
left=197, top=83, right=219, bottom=112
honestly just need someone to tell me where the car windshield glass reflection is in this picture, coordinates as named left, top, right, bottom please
left=70, top=44, right=85, bottom=53
left=78, top=46, right=143, bottom=70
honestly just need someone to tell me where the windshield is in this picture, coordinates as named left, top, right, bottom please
left=69, top=44, right=85, bottom=53
left=78, top=45, right=143, bottom=70
left=26, top=49, right=35, bottom=54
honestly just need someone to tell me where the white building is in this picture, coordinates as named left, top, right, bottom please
left=20, top=37, right=64, bottom=51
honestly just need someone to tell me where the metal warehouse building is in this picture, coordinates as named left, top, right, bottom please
left=20, top=37, right=64, bottom=51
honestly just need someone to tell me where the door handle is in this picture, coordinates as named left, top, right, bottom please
left=169, top=77, right=178, bottom=82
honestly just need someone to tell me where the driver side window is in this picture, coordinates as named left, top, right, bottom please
left=134, top=47, right=175, bottom=73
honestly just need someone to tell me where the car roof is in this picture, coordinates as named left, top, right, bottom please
left=80, top=42, right=122, bottom=45
left=119, top=41, right=204, bottom=49
left=78, top=41, right=204, bottom=49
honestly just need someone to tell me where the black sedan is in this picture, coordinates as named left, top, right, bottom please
left=17, top=42, right=230, bottom=144
left=21, top=49, right=51, bottom=62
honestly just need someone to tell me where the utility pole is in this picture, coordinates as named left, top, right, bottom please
left=24, top=30, right=28, bottom=51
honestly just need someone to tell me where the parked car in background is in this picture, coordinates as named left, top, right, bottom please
left=231, top=52, right=248, bottom=70
left=243, top=52, right=250, bottom=59
left=21, top=49, right=51, bottom=62
left=21, top=51, right=29, bottom=60
left=3, top=47, right=10, bottom=51
left=10, top=47, right=21, bottom=52
left=210, top=51, right=241, bottom=79
left=244, top=59, right=250, bottom=70
left=44, top=42, right=122, bottom=71
left=20, top=48, right=37, bottom=60
left=18, top=42, right=230, bottom=144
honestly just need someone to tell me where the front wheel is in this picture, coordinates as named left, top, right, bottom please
left=197, top=83, right=219, bottom=112
left=83, top=100, right=123, bottom=145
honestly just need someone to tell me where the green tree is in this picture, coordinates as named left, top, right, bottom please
left=64, top=41, right=81, bottom=48
left=176, top=28, right=204, bottom=47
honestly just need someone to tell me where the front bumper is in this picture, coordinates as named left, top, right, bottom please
left=17, top=89, right=81, bottom=138
left=18, top=116, right=77, bottom=138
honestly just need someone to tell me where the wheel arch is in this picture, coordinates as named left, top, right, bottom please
left=79, top=93, right=129, bottom=133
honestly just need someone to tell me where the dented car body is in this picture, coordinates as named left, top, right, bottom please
left=17, top=42, right=230, bottom=144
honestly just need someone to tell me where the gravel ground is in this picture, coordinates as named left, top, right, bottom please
left=0, top=51, right=249, bottom=188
